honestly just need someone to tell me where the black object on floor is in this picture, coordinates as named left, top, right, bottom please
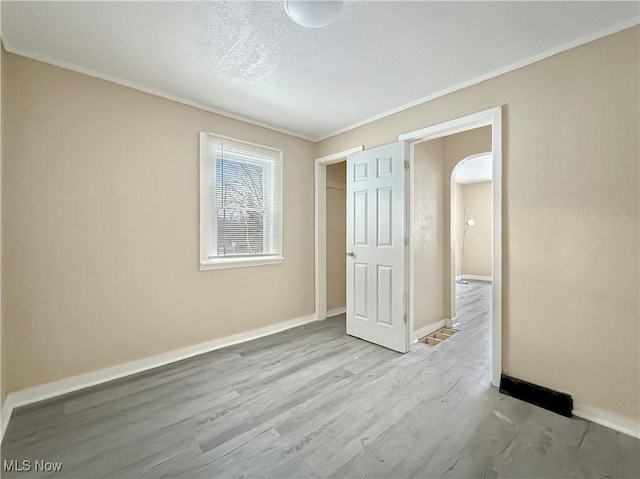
left=499, top=374, right=573, bottom=418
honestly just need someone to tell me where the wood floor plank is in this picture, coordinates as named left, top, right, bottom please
left=2, top=281, right=637, bottom=478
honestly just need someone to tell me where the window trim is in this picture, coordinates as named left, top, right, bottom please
left=199, top=132, right=283, bottom=271
left=200, top=255, right=285, bottom=271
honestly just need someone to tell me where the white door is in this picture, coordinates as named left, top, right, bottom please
left=346, top=142, right=408, bottom=353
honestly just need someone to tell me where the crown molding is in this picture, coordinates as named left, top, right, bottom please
left=1, top=40, right=317, bottom=142
left=3, top=17, right=638, bottom=144
left=316, top=17, right=640, bottom=141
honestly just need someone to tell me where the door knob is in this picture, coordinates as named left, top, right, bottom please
left=346, top=251, right=355, bottom=257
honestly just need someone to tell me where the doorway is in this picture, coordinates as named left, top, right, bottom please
left=325, top=161, right=347, bottom=318
left=453, top=154, right=494, bottom=281
left=402, top=106, right=502, bottom=386
left=314, top=146, right=363, bottom=322
left=452, top=153, right=493, bottom=324
left=410, top=133, right=491, bottom=329
left=313, top=107, right=502, bottom=386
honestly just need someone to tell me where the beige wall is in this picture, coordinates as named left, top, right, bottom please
left=326, top=162, right=346, bottom=311
left=457, top=181, right=492, bottom=278
left=317, top=27, right=640, bottom=422
left=2, top=52, right=316, bottom=392
left=326, top=160, right=346, bottom=184
left=413, top=140, right=445, bottom=331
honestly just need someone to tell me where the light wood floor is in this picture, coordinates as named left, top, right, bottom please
left=2, top=281, right=638, bottom=478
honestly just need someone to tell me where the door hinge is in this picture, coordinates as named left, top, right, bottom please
left=404, top=236, right=409, bottom=246
left=404, top=160, right=410, bottom=169
left=404, top=314, right=408, bottom=323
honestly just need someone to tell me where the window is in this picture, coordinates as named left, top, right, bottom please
left=200, top=133, right=283, bottom=270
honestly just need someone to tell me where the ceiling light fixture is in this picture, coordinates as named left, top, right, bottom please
left=285, top=1, right=344, bottom=28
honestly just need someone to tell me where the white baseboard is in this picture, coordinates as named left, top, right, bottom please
left=1, top=395, right=16, bottom=443
left=0, top=313, right=317, bottom=442
left=5, top=312, right=636, bottom=444
left=455, top=275, right=492, bottom=282
left=573, top=402, right=640, bottom=439
left=414, top=319, right=448, bottom=342
left=326, top=307, right=346, bottom=318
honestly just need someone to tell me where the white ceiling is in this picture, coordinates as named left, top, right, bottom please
left=454, top=154, right=492, bottom=184
left=2, top=1, right=638, bottom=141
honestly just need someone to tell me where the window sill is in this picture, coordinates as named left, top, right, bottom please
left=200, top=256, right=284, bottom=271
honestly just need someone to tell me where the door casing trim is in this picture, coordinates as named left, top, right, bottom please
left=400, top=106, right=503, bottom=387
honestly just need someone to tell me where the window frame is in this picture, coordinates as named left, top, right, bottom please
left=199, top=132, right=284, bottom=271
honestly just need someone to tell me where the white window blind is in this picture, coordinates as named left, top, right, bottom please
left=200, top=133, right=283, bottom=269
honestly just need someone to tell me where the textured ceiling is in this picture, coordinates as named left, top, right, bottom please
left=2, top=1, right=639, bottom=140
